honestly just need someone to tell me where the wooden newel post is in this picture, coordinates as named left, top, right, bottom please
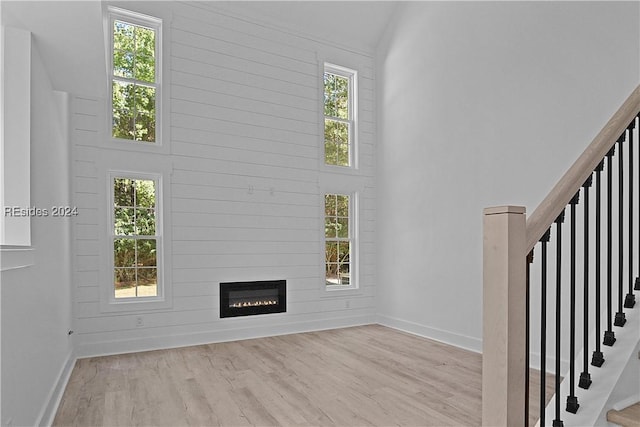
left=482, top=206, right=527, bottom=427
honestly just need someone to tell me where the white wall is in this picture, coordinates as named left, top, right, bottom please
left=71, top=1, right=377, bottom=357
left=376, top=1, right=640, bottom=351
left=0, top=39, right=73, bottom=426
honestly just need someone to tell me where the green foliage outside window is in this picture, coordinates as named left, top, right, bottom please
left=113, top=178, right=158, bottom=297
left=112, top=20, right=156, bottom=142
left=324, top=72, right=350, bottom=166
left=325, top=194, right=350, bottom=286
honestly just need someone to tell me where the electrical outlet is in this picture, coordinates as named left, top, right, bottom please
left=135, top=317, right=144, bottom=327
left=5, top=417, right=14, bottom=427
left=345, top=300, right=351, bottom=309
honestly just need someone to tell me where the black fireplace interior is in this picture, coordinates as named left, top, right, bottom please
left=220, top=280, right=286, bottom=318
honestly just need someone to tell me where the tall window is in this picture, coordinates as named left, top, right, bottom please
left=325, top=193, right=355, bottom=288
left=112, top=175, right=160, bottom=299
left=324, top=64, right=356, bottom=167
left=108, top=8, right=161, bottom=143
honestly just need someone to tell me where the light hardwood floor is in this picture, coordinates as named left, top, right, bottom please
left=54, top=325, right=552, bottom=426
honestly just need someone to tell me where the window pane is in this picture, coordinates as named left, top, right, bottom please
left=337, top=143, right=349, bottom=167
left=113, top=176, right=160, bottom=299
left=336, top=195, right=349, bottom=217
left=333, top=75, right=349, bottom=120
left=324, top=73, right=337, bottom=117
left=135, top=180, right=156, bottom=208
left=114, top=267, right=136, bottom=298
left=339, top=262, right=350, bottom=285
left=326, top=241, right=338, bottom=263
left=114, top=207, right=135, bottom=235
left=113, top=50, right=134, bottom=79
left=114, top=178, right=135, bottom=206
left=337, top=217, right=349, bottom=238
left=137, top=268, right=158, bottom=296
left=325, top=120, right=348, bottom=144
left=114, top=238, right=136, bottom=267
left=338, top=241, right=350, bottom=263
left=136, top=239, right=157, bottom=267
left=135, top=26, right=155, bottom=58
left=324, top=72, right=349, bottom=120
left=325, top=194, right=336, bottom=216
left=134, top=85, right=156, bottom=142
left=134, top=54, right=155, bottom=83
left=324, top=140, right=338, bottom=165
left=325, top=120, right=349, bottom=167
left=325, top=218, right=337, bottom=238
left=134, top=26, right=155, bottom=83
left=114, top=21, right=134, bottom=51
left=326, top=263, right=339, bottom=286
left=135, top=208, right=156, bottom=235
left=112, top=81, right=134, bottom=140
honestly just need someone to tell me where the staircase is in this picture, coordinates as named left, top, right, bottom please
left=605, top=342, right=640, bottom=427
left=537, top=306, right=638, bottom=426
left=608, top=402, right=640, bottom=427
left=482, top=84, right=640, bottom=427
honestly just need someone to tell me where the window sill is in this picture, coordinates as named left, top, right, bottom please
left=321, top=286, right=362, bottom=298
left=101, top=137, right=169, bottom=155
left=100, top=295, right=172, bottom=313
left=0, top=246, right=35, bottom=271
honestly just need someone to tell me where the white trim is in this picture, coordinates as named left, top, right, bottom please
left=0, top=246, right=35, bottom=271
left=323, top=191, right=359, bottom=293
left=106, top=6, right=163, bottom=146
left=611, top=395, right=640, bottom=412
left=376, top=314, right=483, bottom=354
left=37, top=350, right=76, bottom=427
left=322, top=63, right=358, bottom=170
left=75, top=315, right=377, bottom=359
left=101, top=170, right=172, bottom=313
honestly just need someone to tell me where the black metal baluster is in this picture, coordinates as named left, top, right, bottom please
left=637, top=115, right=640, bottom=292
left=604, top=147, right=616, bottom=346
left=626, top=119, right=637, bottom=308
left=592, top=160, right=605, bottom=366
left=566, top=193, right=580, bottom=414
left=579, top=176, right=593, bottom=389
left=526, top=250, right=533, bottom=427
left=553, top=210, right=565, bottom=427
left=615, top=135, right=627, bottom=327
left=540, top=229, right=551, bottom=427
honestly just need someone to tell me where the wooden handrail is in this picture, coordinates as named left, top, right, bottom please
left=526, top=84, right=640, bottom=253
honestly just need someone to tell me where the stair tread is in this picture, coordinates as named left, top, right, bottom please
left=607, top=402, right=640, bottom=427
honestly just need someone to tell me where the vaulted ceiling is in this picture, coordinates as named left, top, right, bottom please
left=1, top=1, right=398, bottom=96
left=210, top=1, right=399, bottom=53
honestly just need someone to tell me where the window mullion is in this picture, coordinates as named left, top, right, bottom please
left=325, top=116, right=351, bottom=125
left=113, top=76, right=157, bottom=89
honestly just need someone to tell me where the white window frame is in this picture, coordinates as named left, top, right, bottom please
left=105, top=171, right=166, bottom=309
left=106, top=7, right=162, bottom=146
left=324, top=192, right=358, bottom=292
left=323, top=63, right=358, bottom=169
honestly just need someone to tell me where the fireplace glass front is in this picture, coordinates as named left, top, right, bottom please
left=220, top=280, right=286, bottom=318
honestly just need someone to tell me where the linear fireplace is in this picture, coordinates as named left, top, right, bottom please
left=220, top=280, right=286, bottom=318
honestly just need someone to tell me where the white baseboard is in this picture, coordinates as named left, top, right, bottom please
left=37, top=349, right=76, bottom=427
left=376, top=314, right=482, bottom=353
left=75, top=314, right=376, bottom=359
left=611, top=394, right=640, bottom=411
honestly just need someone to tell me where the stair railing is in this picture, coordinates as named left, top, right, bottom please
left=483, top=84, right=640, bottom=427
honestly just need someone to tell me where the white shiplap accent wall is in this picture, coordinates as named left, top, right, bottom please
left=71, top=2, right=376, bottom=357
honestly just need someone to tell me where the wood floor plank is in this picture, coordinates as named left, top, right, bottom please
left=53, top=325, right=553, bottom=426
